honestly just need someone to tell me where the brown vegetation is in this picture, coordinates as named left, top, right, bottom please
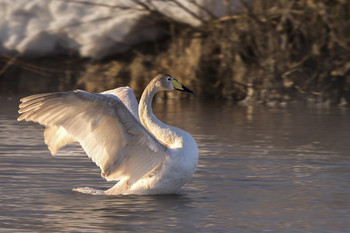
left=158, top=0, right=350, bottom=105
left=1, top=0, right=350, bottom=106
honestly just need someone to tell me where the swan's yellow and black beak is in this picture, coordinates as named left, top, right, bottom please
left=172, top=79, right=194, bottom=94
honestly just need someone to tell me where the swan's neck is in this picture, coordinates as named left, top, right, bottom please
left=139, top=83, right=182, bottom=148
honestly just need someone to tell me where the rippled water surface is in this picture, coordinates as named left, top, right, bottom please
left=1, top=96, right=350, bottom=232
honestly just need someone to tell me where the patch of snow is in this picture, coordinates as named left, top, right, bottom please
left=0, top=0, right=247, bottom=59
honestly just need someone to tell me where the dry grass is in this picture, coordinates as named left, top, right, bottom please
left=1, top=0, right=350, bottom=105
left=157, top=0, right=350, bottom=105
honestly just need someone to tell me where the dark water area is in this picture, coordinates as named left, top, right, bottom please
left=1, top=96, right=350, bottom=232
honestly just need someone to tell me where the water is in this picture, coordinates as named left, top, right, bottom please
left=1, top=96, right=350, bottom=232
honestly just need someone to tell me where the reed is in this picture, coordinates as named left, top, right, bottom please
left=157, top=0, right=350, bottom=104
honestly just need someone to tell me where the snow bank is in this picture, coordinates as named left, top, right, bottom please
left=0, top=0, right=245, bottom=59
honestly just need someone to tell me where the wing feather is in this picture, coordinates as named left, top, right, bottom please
left=18, top=90, right=167, bottom=184
left=44, top=126, right=75, bottom=155
left=102, top=87, right=140, bottom=122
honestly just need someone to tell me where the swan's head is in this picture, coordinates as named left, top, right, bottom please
left=155, top=74, right=193, bottom=93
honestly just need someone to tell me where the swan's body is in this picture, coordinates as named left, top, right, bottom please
left=18, top=74, right=198, bottom=195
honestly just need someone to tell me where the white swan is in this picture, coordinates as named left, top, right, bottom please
left=18, top=74, right=198, bottom=195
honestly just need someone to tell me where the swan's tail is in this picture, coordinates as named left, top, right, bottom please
left=73, top=187, right=105, bottom=195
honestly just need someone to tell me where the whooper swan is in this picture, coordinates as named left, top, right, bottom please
left=18, top=74, right=198, bottom=195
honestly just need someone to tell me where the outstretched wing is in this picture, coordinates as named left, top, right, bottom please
left=42, top=86, right=140, bottom=155
left=18, top=90, right=167, bottom=184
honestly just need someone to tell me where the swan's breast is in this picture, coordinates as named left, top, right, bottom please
left=166, top=133, right=198, bottom=186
